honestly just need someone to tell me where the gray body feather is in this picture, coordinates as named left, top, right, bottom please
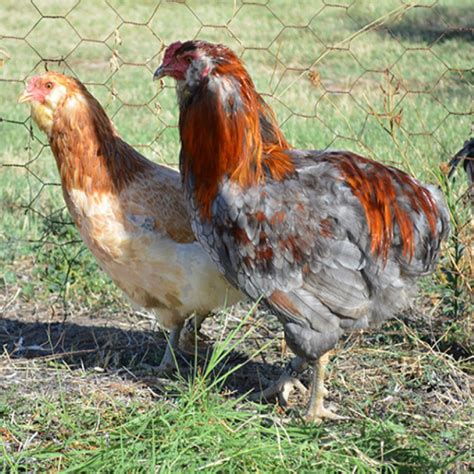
left=185, top=150, right=450, bottom=361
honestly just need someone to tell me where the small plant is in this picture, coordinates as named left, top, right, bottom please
left=0, top=48, right=10, bottom=68
left=367, top=69, right=403, bottom=139
left=429, top=170, right=473, bottom=356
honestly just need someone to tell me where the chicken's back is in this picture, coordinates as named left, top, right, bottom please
left=189, top=149, right=450, bottom=360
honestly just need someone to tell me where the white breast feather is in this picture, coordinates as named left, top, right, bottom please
left=66, top=189, right=242, bottom=329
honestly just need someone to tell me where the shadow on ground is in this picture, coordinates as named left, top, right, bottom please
left=0, top=314, right=289, bottom=399
left=386, top=6, right=473, bottom=43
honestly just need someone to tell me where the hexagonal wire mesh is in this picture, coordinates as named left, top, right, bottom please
left=0, top=0, right=472, bottom=308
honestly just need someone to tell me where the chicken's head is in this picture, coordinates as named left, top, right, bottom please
left=154, top=40, right=241, bottom=92
left=18, top=72, right=73, bottom=135
left=154, top=41, right=204, bottom=81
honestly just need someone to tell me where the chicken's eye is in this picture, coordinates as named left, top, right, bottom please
left=184, top=56, right=193, bottom=64
left=45, top=82, right=53, bottom=90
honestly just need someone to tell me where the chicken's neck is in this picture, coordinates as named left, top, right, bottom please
left=178, top=72, right=294, bottom=219
left=49, top=93, right=148, bottom=196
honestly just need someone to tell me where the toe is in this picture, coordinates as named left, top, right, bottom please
left=251, top=375, right=307, bottom=405
left=319, top=406, right=343, bottom=420
left=304, top=404, right=344, bottom=423
left=292, top=378, right=308, bottom=396
left=278, top=383, right=293, bottom=406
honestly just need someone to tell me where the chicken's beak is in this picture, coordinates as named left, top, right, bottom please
left=153, top=65, right=166, bottom=81
left=18, top=90, right=34, bottom=104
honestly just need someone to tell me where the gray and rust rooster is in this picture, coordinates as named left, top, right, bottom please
left=154, top=40, right=450, bottom=422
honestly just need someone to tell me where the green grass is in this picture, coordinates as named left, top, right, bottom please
left=1, top=314, right=471, bottom=473
left=0, top=389, right=462, bottom=472
left=0, top=0, right=472, bottom=472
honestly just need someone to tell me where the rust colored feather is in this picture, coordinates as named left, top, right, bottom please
left=49, top=75, right=150, bottom=194
left=176, top=43, right=439, bottom=260
left=325, top=152, right=439, bottom=260
left=269, top=290, right=302, bottom=317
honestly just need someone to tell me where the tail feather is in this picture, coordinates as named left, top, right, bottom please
left=448, top=137, right=474, bottom=181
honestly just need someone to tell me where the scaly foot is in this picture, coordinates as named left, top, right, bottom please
left=250, top=372, right=308, bottom=406
left=303, top=353, right=345, bottom=423
left=304, top=402, right=343, bottom=423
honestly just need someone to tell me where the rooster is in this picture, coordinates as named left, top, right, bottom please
left=154, top=40, right=450, bottom=422
left=18, top=72, right=243, bottom=373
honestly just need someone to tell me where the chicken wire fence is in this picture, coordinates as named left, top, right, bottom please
left=0, top=0, right=472, bottom=309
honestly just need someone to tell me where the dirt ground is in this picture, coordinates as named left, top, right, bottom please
left=1, top=272, right=471, bottom=425
left=0, top=292, right=300, bottom=403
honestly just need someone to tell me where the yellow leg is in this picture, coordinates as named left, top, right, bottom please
left=304, top=352, right=342, bottom=423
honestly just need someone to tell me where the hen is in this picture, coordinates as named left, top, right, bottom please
left=154, top=40, right=450, bottom=421
left=19, top=72, right=243, bottom=372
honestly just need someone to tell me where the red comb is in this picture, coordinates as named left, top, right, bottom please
left=163, top=41, right=183, bottom=66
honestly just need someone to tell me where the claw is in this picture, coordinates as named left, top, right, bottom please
left=250, top=372, right=308, bottom=406
left=304, top=403, right=344, bottom=423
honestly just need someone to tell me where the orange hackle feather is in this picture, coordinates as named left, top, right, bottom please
left=180, top=47, right=293, bottom=218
